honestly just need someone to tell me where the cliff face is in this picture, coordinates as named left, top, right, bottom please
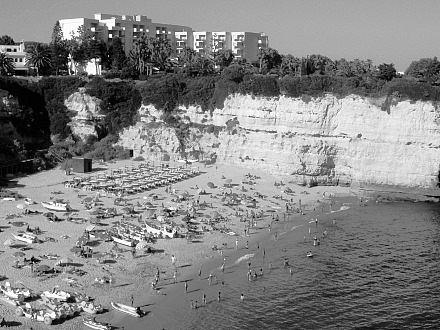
left=118, top=94, right=440, bottom=196
left=64, top=87, right=103, bottom=140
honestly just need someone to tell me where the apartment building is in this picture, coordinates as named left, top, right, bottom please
left=59, top=13, right=268, bottom=63
left=0, top=41, right=27, bottom=75
left=230, top=32, right=268, bottom=62
left=60, top=14, right=192, bottom=57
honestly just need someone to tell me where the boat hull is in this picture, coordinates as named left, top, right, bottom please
left=111, top=302, right=140, bottom=317
left=111, top=236, right=136, bottom=247
left=41, top=202, right=70, bottom=212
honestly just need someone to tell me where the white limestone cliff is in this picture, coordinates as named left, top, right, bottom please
left=117, top=94, right=440, bottom=196
left=64, top=87, right=104, bottom=139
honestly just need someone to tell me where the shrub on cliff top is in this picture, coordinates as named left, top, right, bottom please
left=238, top=74, right=280, bottom=97
left=381, top=78, right=440, bottom=102
left=85, top=77, right=142, bottom=136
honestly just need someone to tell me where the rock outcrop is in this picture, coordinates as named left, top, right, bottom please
left=64, top=87, right=103, bottom=140
left=117, top=93, right=440, bottom=197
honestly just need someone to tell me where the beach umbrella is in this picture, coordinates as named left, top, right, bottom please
left=12, top=251, right=25, bottom=257
left=76, top=236, right=89, bottom=246
left=92, top=253, right=105, bottom=259
left=207, top=182, right=215, bottom=188
left=10, top=221, right=27, bottom=227
left=136, top=241, right=148, bottom=249
left=86, top=225, right=96, bottom=232
left=3, top=239, right=14, bottom=246
left=36, top=265, right=51, bottom=272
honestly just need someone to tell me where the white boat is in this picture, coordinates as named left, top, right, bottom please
left=111, top=236, right=136, bottom=247
left=12, top=233, right=37, bottom=244
left=41, top=201, right=71, bottom=212
left=24, top=198, right=36, bottom=205
left=0, top=282, right=31, bottom=302
left=83, top=317, right=111, bottom=330
left=41, top=289, right=71, bottom=301
left=144, top=222, right=177, bottom=238
left=111, top=302, right=141, bottom=317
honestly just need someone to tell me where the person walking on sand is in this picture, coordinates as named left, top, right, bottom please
left=245, top=241, right=249, bottom=249
left=173, top=269, right=177, bottom=283
left=185, top=281, right=188, bottom=293
left=171, top=254, right=176, bottom=267
left=218, top=292, right=221, bottom=302
left=198, top=266, right=202, bottom=280
left=131, top=247, right=136, bottom=259
left=203, top=293, right=206, bottom=306
left=130, top=294, right=134, bottom=306
left=208, top=273, right=213, bottom=286
left=235, top=238, right=239, bottom=250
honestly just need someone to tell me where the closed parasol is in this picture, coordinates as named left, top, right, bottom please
left=10, top=221, right=27, bottom=227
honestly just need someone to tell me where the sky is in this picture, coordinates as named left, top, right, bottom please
left=1, top=0, right=439, bottom=72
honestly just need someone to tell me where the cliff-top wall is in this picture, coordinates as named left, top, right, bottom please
left=116, top=93, right=440, bottom=196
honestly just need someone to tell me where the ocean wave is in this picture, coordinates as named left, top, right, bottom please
left=234, top=253, right=255, bottom=265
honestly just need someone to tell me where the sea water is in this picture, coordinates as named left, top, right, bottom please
left=115, top=198, right=440, bottom=330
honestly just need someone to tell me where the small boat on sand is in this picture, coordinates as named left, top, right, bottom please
left=111, top=302, right=141, bottom=317
left=111, top=236, right=136, bottom=247
left=12, top=233, right=38, bottom=244
left=83, top=316, right=111, bottom=330
left=41, top=201, right=71, bottom=212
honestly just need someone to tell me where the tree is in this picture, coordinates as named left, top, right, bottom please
left=0, top=52, right=14, bottom=75
left=50, top=21, right=68, bottom=75
left=405, top=57, right=440, bottom=83
left=129, top=35, right=152, bottom=76
left=150, top=37, right=173, bottom=71
left=108, top=36, right=126, bottom=71
left=25, top=43, right=52, bottom=76
left=0, top=35, right=15, bottom=45
left=258, top=48, right=282, bottom=74
left=377, top=63, right=396, bottom=81
left=279, top=54, right=301, bottom=76
left=214, top=49, right=234, bottom=70
left=66, top=25, right=96, bottom=75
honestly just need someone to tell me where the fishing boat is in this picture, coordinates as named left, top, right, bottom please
left=144, top=222, right=177, bottom=238
left=111, top=236, right=136, bottom=247
left=0, top=282, right=31, bottom=302
left=83, top=316, right=111, bottom=330
left=41, top=201, right=71, bottom=212
left=41, top=288, right=71, bottom=301
left=12, top=232, right=38, bottom=244
left=111, top=302, right=141, bottom=317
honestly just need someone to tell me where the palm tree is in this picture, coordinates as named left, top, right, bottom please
left=25, top=43, right=52, bottom=76
left=0, top=52, right=14, bottom=75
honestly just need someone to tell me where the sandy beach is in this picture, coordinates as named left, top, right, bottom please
left=0, top=160, right=351, bottom=329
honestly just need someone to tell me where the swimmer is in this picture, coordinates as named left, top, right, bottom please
left=240, top=294, right=244, bottom=301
